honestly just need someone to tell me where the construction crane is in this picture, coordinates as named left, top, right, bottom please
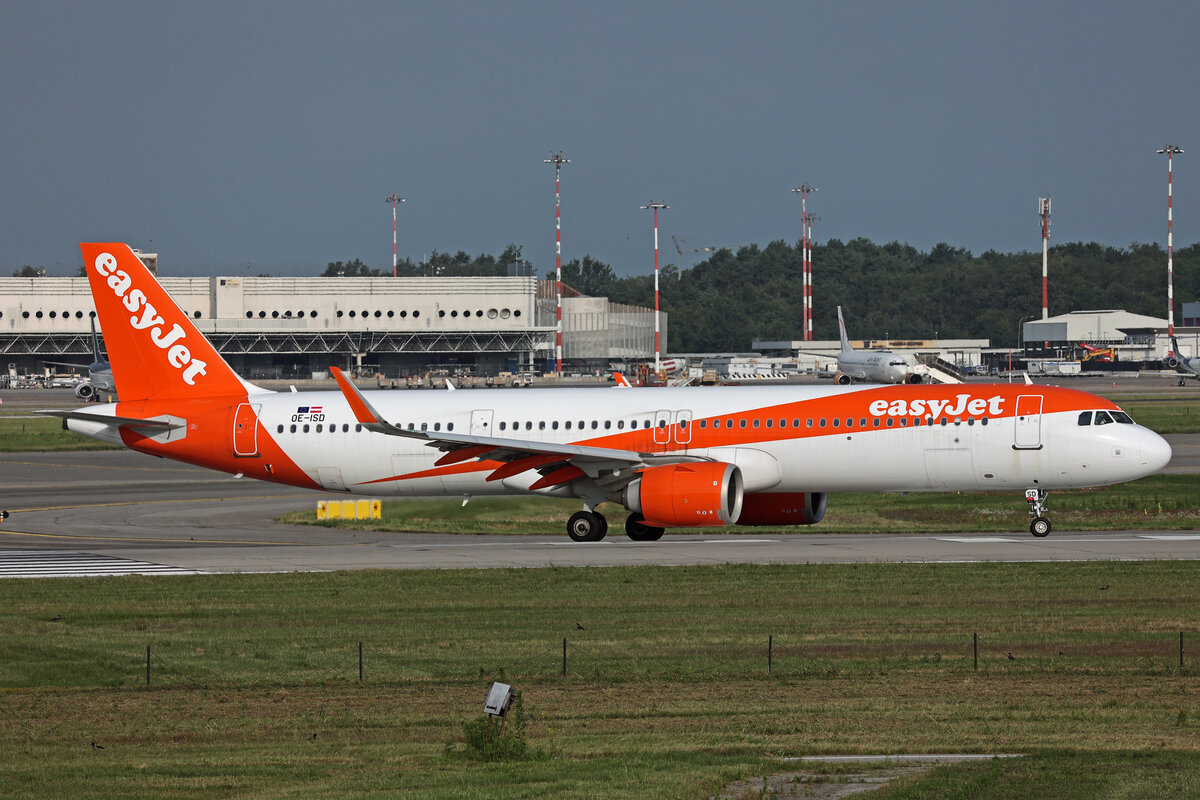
left=671, top=236, right=739, bottom=272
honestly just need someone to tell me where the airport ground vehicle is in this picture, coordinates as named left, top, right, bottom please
left=43, top=244, right=1172, bottom=540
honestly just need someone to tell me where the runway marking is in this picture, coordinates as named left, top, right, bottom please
left=936, top=537, right=1022, bottom=543
left=0, top=529, right=326, bottom=547
left=0, top=550, right=203, bottom=578
left=0, top=458, right=201, bottom=473
left=7, top=494, right=307, bottom=513
left=1139, top=534, right=1200, bottom=540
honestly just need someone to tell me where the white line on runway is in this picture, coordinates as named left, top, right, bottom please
left=1139, top=534, right=1200, bottom=540
left=0, top=550, right=204, bottom=578
left=936, top=537, right=1022, bottom=543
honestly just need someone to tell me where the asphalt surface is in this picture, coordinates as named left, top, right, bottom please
left=1, top=434, right=1197, bottom=575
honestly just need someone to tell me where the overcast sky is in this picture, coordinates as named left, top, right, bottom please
left=4, top=1, right=1197, bottom=276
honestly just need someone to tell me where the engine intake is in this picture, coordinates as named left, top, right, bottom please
left=624, top=462, right=743, bottom=528
left=737, top=492, right=828, bottom=526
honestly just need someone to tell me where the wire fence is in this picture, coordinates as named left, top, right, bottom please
left=123, top=631, right=1193, bottom=688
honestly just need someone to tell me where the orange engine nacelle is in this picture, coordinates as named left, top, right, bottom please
left=624, top=462, right=743, bottom=528
left=737, top=492, right=828, bottom=526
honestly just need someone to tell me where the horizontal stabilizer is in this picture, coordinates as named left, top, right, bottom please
left=34, top=409, right=182, bottom=431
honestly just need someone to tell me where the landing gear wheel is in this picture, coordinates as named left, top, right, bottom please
left=567, top=510, right=607, bottom=542
left=1024, top=489, right=1052, bottom=538
left=625, top=513, right=665, bottom=542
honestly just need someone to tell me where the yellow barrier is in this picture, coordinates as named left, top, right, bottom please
left=317, top=499, right=382, bottom=520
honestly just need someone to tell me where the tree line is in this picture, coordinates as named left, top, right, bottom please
left=316, top=238, right=1198, bottom=350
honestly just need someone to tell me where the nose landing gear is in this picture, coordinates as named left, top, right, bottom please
left=1025, top=489, right=1051, bottom=537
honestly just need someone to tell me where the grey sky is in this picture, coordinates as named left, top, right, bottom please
left=3, top=1, right=1197, bottom=276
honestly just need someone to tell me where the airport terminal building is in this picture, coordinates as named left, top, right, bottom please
left=0, top=273, right=664, bottom=379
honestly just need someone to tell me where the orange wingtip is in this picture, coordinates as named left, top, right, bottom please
left=329, top=366, right=379, bottom=424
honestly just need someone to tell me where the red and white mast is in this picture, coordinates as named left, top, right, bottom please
left=1158, top=145, right=1183, bottom=352
left=641, top=202, right=669, bottom=373
left=1039, top=197, right=1051, bottom=321
left=792, top=184, right=817, bottom=341
left=545, top=151, right=569, bottom=375
left=386, top=193, right=405, bottom=277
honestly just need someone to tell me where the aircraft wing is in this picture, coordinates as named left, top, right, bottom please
left=33, top=409, right=182, bottom=431
left=330, top=367, right=682, bottom=490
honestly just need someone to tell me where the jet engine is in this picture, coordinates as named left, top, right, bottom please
left=623, top=462, right=743, bottom=527
left=737, top=492, right=828, bottom=526
left=835, top=373, right=852, bottom=385
left=905, top=373, right=924, bottom=384
left=74, top=382, right=95, bottom=400
left=1166, top=355, right=1180, bottom=369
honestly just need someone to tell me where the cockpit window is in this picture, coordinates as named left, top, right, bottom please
left=1111, top=410, right=1134, bottom=424
left=889, top=360, right=905, bottom=366
left=1078, top=411, right=1092, bottom=426
left=1094, top=410, right=1114, bottom=425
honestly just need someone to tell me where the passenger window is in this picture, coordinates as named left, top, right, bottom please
left=303, top=424, right=310, bottom=433
left=552, top=421, right=559, bottom=430
left=500, top=422, right=507, bottom=431
left=859, top=418, right=866, bottom=427
left=565, top=420, right=572, bottom=430
left=539, top=421, right=545, bottom=430
left=792, top=419, right=800, bottom=428
left=981, top=418, right=988, bottom=426
left=434, top=423, right=441, bottom=431
left=900, top=418, right=907, bottom=427
left=806, top=419, right=813, bottom=428
left=526, top=421, right=533, bottom=430
left=617, top=420, right=625, bottom=430
left=316, top=424, right=323, bottom=432
left=739, top=419, right=747, bottom=428
left=765, top=419, right=773, bottom=428
left=832, top=419, right=840, bottom=428
left=1078, top=411, right=1092, bottom=426
left=886, top=418, right=894, bottom=427
left=699, top=420, right=706, bottom=429
left=753, top=419, right=760, bottom=428
left=447, top=423, right=454, bottom=431
left=289, top=424, right=297, bottom=433
left=819, top=418, right=826, bottom=428
left=356, top=424, right=363, bottom=432
left=872, top=418, right=880, bottom=427
left=644, top=420, right=651, bottom=429
left=679, top=419, right=687, bottom=429
left=343, top=424, right=350, bottom=432
left=421, top=423, right=428, bottom=431
left=277, top=424, right=284, bottom=433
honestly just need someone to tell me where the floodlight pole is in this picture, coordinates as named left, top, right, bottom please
left=545, top=151, right=570, bottom=375
left=1158, top=145, right=1183, bottom=352
left=641, top=202, right=669, bottom=373
left=1039, top=197, right=1051, bottom=349
left=386, top=193, right=405, bottom=277
left=793, top=184, right=817, bottom=341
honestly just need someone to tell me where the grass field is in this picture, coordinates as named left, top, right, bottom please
left=1, top=562, right=1199, bottom=798
left=0, top=416, right=118, bottom=452
left=280, top=473, right=1200, bottom=535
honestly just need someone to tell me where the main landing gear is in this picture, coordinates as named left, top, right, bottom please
left=1025, top=489, right=1051, bottom=537
left=565, top=510, right=666, bottom=542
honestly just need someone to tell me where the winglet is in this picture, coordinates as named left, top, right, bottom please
left=330, top=366, right=385, bottom=424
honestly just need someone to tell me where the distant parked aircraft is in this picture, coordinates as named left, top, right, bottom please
left=832, top=306, right=919, bottom=385
left=42, top=319, right=115, bottom=401
left=1167, top=337, right=1200, bottom=382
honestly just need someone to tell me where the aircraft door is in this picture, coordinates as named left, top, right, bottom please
left=675, top=409, right=693, bottom=446
left=470, top=409, right=494, bottom=436
left=1014, top=394, right=1043, bottom=449
left=653, top=409, right=672, bottom=446
left=233, top=403, right=261, bottom=457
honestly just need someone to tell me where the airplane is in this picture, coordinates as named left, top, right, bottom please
left=1167, top=337, right=1200, bottom=382
left=41, top=318, right=116, bottom=401
left=833, top=306, right=922, bottom=385
left=38, top=243, right=1172, bottom=541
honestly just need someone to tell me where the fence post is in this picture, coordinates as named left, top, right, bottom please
left=562, top=637, right=567, bottom=678
left=768, top=635, right=773, bottom=674
left=359, top=641, right=363, bottom=682
left=146, top=644, right=151, bottom=686
left=973, top=632, right=978, bottom=671
left=1181, top=632, right=1185, bottom=670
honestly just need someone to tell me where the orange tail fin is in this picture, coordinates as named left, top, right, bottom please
left=80, top=243, right=252, bottom=400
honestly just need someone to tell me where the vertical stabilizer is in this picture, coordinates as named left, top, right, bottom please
left=79, top=243, right=253, bottom=400
left=836, top=306, right=852, bottom=353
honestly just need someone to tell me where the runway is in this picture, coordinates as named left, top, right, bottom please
left=1, top=440, right=1198, bottom=575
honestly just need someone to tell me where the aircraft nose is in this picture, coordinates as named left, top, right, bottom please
left=1138, top=430, right=1173, bottom=474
